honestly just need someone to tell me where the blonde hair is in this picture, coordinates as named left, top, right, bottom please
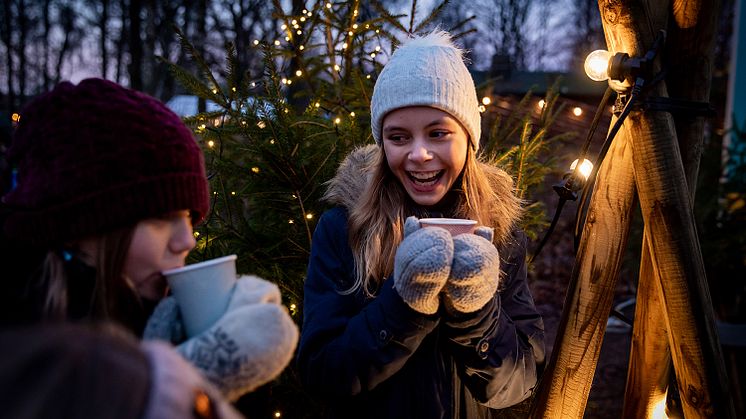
left=344, top=147, right=521, bottom=298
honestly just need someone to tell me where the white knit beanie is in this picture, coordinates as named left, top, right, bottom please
left=371, top=31, right=481, bottom=151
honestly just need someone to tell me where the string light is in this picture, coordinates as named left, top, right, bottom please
left=352, top=23, right=358, bottom=29
left=281, top=24, right=287, bottom=30
left=288, top=219, right=294, bottom=224
left=481, top=97, right=492, bottom=106
left=285, top=36, right=290, bottom=42
left=315, top=102, right=320, bottom=108
left=207, top=140, right=215, bottom=147
left=326, top=2, right=332, bottom=9
left=251, top=167, right=260, bottom=173
left=299, top=45, right=305, bottom=51
left=306, top=213, right=314, bottom=219
left=274, top=412, right=282, bottom=418
left=478, top=105, right=486, bottom=113
left=573, top=106, right=583, bottom=116
left=584, top=49, right=612, bottom=81
left=257, top=121, right=266, bottom=129
left=253, top=40, right=260, bottom=46
left=231, top=191, right=236, bottom=195
left=334, top=117, right=341, bottom=124
left=194, top=231, right=200, bottom=237
left=296, top=30, right=302, bottom=35
left=350, top=111, right=356, bottom=117
left=295, top=70, right=303, bottom=76
left=274, top=40, right=281, bottom=46
left=538, top=99, right=546, bottom=109
left=569, top=159, right=594, bottom=181
left=333, top=64, right=340, bottom=71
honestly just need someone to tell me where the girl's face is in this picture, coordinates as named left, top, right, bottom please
left=124, top=210, right=196, bottom=300
left=382, top=106, right=469, bottom=206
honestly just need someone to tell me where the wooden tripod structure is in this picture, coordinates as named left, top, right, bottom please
left=529, top=0, right=736, bottom=417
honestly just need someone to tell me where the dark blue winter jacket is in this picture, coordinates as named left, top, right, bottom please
left=297, top=206, right=545, bottom=418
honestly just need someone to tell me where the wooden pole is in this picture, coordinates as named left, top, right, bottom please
left=601, top=0, right=735, bottom=417
left=622, top=0, right=721, bottom=416
left=529, top=118, right=638, bottom=417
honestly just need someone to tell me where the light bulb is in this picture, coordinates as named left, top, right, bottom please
left=584, top=49, right=611, bottom=81
left=570, top=158, right=594, bottom=180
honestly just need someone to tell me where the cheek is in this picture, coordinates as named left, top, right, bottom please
left=125, top=226, right=164, bottom=287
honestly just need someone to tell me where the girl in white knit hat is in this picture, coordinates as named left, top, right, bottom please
left=297, top=31, right=545, bottom=417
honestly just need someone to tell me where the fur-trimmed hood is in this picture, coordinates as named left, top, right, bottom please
left=323, top=145, right=522, bottom=243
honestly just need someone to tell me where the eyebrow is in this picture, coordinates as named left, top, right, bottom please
left=383, top=118, right=451, bottom=134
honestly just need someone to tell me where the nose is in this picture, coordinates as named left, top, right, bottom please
left=169, top=216, right=197, bottom=255
left=408, top=137, right=432, bottom=163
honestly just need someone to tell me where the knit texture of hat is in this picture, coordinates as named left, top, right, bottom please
left=370, top=31, right=481, bottom=151
left=2, top=78, right=209, bottom=246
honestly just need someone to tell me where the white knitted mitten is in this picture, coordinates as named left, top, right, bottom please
left=144, top=275, right=299, bottom=401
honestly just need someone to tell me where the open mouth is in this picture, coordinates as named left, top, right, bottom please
left=407, top=170, right=443, bottom=187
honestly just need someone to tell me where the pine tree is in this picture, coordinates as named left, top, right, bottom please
left=162, top=0, right=567, bottom=415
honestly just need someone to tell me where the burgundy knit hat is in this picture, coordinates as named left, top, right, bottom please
left=2, top=78, right=209, bottom=246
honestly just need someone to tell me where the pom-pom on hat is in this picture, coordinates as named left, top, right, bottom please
left=2, top=78, right=209, bottom=246
left=371, top=31, right=481, bottom=151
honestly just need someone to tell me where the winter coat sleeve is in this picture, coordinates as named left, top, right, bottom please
left=441, top=230, right=545, bottom=408
left=296, top=207, right=440, bottom=396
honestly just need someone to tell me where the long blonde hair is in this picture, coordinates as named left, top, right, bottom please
left=344, top=147, right=521, bottom=297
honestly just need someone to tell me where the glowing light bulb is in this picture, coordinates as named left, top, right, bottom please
left=481, top=96, right=491, bottom=106
left=584, top=49, right=611, bottom=81
left=296, top=70, right=303, bottom=76
left=538, top=99, right=546, bottom=109
left=573, top=106, right=583, bottom=116
left=570, top=158, right=594, bottom=181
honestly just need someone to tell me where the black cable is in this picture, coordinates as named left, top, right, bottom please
left=529, top=198, right=566, bottom=264
left=574, top=78, right=645, bottom=249
left=529, top=88, right=614, bottom=263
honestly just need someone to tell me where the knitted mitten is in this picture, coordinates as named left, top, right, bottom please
left=443, top=226, right=501, bottom=313
left=145, top=276, right=299, bottom=402
left=140, top=340, right=244, bottom=419
left=393, top=216, right=454, bottom=314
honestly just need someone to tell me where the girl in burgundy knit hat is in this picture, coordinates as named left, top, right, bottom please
left=0, top=78, right=298, bottom=416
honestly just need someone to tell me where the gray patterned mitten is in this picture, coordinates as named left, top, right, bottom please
left=393, top=216, right=454, bottom=315
left=140, top=340, right=244, bottom=419
left=163, top=276, right=299, bottom=402
left=443, top=226, right=501, bottom=313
